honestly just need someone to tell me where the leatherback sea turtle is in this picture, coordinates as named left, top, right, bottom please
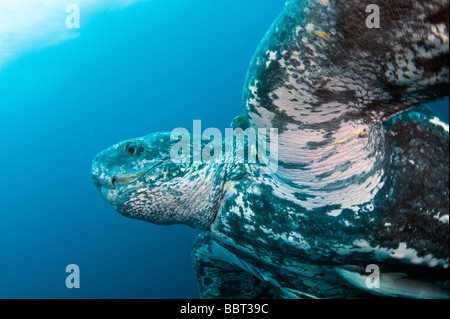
left=92, top=0, right=449, bottom=298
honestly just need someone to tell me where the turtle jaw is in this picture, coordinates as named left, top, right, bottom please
left=92, top=157, right=169, bottom=205
left=92, top=168, right=148, bottom=206
left=110, top=158, right=170, bottom=189
left=110, top=158, right=170, bottom=187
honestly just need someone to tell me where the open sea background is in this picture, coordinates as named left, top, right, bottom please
left=0, top=0, right=448, bottom=299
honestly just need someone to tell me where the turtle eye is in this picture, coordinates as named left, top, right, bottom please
left=126, top=143, right=136, bottom=156
left=125, top=142, right=143, bottom=157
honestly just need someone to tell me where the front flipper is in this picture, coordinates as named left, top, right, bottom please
left=192, top=232, right=278, bottom=299
left=335, top=265, right=449, bottom=299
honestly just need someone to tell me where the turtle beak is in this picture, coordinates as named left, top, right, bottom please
left=92, top=155, right=121, bottom=205
left=92, top=154, right=112, bottom=200
left=91, top=153, right=122, bottom=192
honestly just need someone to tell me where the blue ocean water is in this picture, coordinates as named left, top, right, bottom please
left=0, top=0, right=448, bottom=299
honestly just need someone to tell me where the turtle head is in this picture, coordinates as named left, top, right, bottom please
left=92, top=132, right=221, bottom=229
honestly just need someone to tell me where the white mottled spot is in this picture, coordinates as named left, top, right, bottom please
left=266, top=50, right=277, bottom=68
left=431, top=23, right=449, bottom=43
left=249, top=82, right=258, bottom=95
left=434, top=214, right=449, bottom=224
left=430, top=116, right=449, bottom=132
left=244, top=224, right=255, bottom=232
left=247, top=185, right=261, bottom=195
left=260, top=226, right=274, bottom=235
left=282, top=232, right=311, bottom=250
left=360, top=202, right=374, bottom=213
left=299, top=60, right=305, bottom=71
left=235, top=193, right=244, bottom=206
left=305, top=23, right=314, bottom=32
left=230, top=205, right=240, bottom=216
left=327, top=210, right=341, bottom=217
left=352, top=240, right=449, bottom=268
